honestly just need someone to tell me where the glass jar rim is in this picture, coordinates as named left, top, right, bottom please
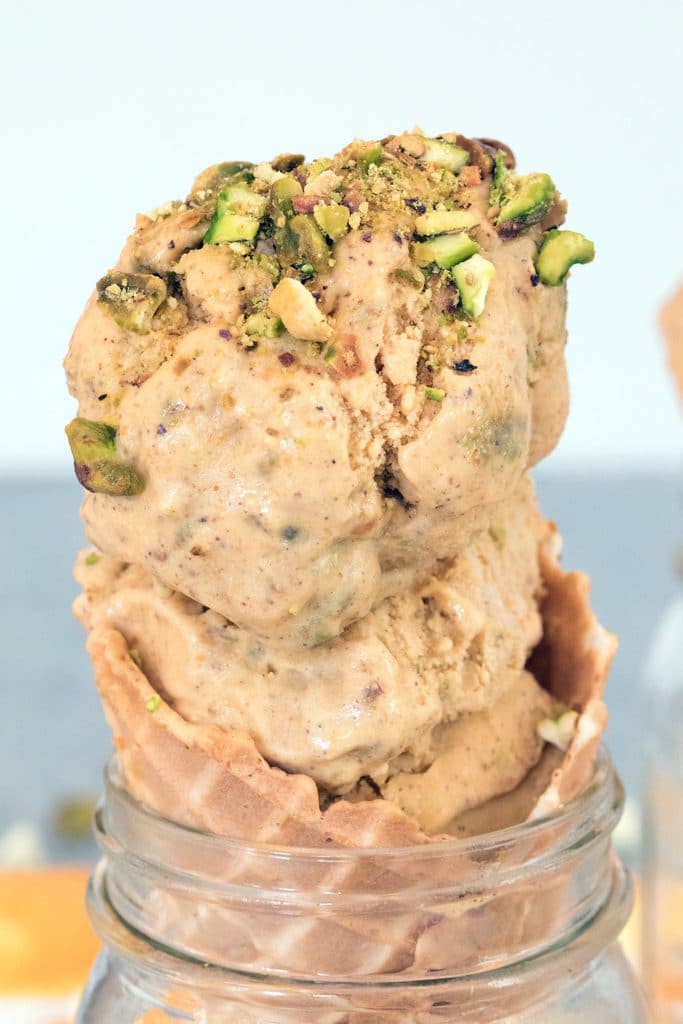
left=102, top=744, right=619, bottom=865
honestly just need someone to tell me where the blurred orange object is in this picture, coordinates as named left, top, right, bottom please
left=0, top=866, right=99, bottom=1022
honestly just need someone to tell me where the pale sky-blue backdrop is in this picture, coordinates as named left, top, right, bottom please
left=2, top=0, right=682, bottom=474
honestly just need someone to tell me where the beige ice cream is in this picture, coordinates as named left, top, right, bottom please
left=65, top=135, right=569, bottom=647
left=65, top=130, right=602, bottom=841
left=75, top=478, right=555, bottom=829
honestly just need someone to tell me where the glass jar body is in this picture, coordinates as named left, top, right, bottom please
left=80, top=940, right=646, bottom=1023
left=77, top=751, right=648, bottom=1023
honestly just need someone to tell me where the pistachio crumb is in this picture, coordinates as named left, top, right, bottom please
left=145, top=694, right=161, bottom=713
left=425, top=386, right=446, bottom=402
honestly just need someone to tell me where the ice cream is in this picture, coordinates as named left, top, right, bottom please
left=65, top=130, right=604, bottom=844
left=65, top=135, right=575, bottom=647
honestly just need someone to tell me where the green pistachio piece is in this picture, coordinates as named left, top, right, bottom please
left=314, top=203, right=350, bottom=241
left=420, top=138, right=469, bottom=172
left=96, top=272, right=167, bottom=335
left=412, top=233, right=479, bottom=270
left=272, top=153, right=305, bottom=173
left=346, top=141, right=382, bottom=171
left=425, top=386, right=446, bottom=401
left=243, top=312, right=285, bottom=338
left=215, top=182, right=268, bottom=219
left=269, top=175, right=303, bottom=221
left=204, top=180, right=268, bottom=244
left=452, top=254, right=496, bottom=319
left=496, top=172, right=556, bottom=237
left=65, top=418, right=144, bottom=496
left=489, top=151, right=509, bottom=208
left=535, top=229, right=595, bottom=285
left=276, top=214, right=330, bottom=275
left=204, top=213, right=261, bottom=243
left=414, top=210, right=478, bottom=236
left=306, top=157, right=333, bottom=177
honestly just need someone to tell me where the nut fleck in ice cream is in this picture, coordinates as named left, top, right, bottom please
left=65, top=129, right=607, bottom=845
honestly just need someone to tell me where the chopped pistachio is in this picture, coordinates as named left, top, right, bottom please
left=425, top=386, right=446, bottom=401
left=269, top=175, right=303, bottom=222
left=85, top=552, right=100, bottom=566
left=414, top=210, right=478, bottom=236
left=537, top=710, right=578, bottom=752
left=204, top=180, right=268, bottom=244
left=272, top=153, right=305, bottom=173
left=275, top=214, right=330, bottom=275
left=420, top=137, right=469, bottom=173
left=145, top=694, right=161, bottom=713
left=65, top=418, right=144, bottom=496
left=268, top=278, right=333, bottom=342
left=413, top=233, right=479, bottom=270
left=535, top=229, right=595, bottom=285
left=314, top=202, right=350, bottom=241
left=345, top=141, right=382, bottom=171
left=306, top=157, right=333, bottom=177
left=243, top=312, right=284, bottom=339
left=451, top=254, right=495, bottom=319
left=496, top=173, right=556, bottom=237
left=97, top=271, right=167, bottom=335
left=204, top=213, right=261, bottom=243
left=489, top=151, right=509, bottom=208
left=215, top=181, right=268, bottom=218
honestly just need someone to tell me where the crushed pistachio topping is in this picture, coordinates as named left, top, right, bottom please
left=97, top=272, right=167, bottom=335
left=99, top=131, right=593, bottom=383
left=84, top=551, right=100, bottom=566
left=537, top=710, right=578, bottom=752
left=145, top=693, right=161, bottom=713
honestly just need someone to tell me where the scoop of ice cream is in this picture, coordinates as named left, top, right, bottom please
left=64, top=132, right=591, bottom=645
left=76, top=479, right=551, bottom=812
left=79, top=510, right=615, bottom=847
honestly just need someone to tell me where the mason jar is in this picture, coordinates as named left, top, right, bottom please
left=77, top=748, right=648, bottom=1022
